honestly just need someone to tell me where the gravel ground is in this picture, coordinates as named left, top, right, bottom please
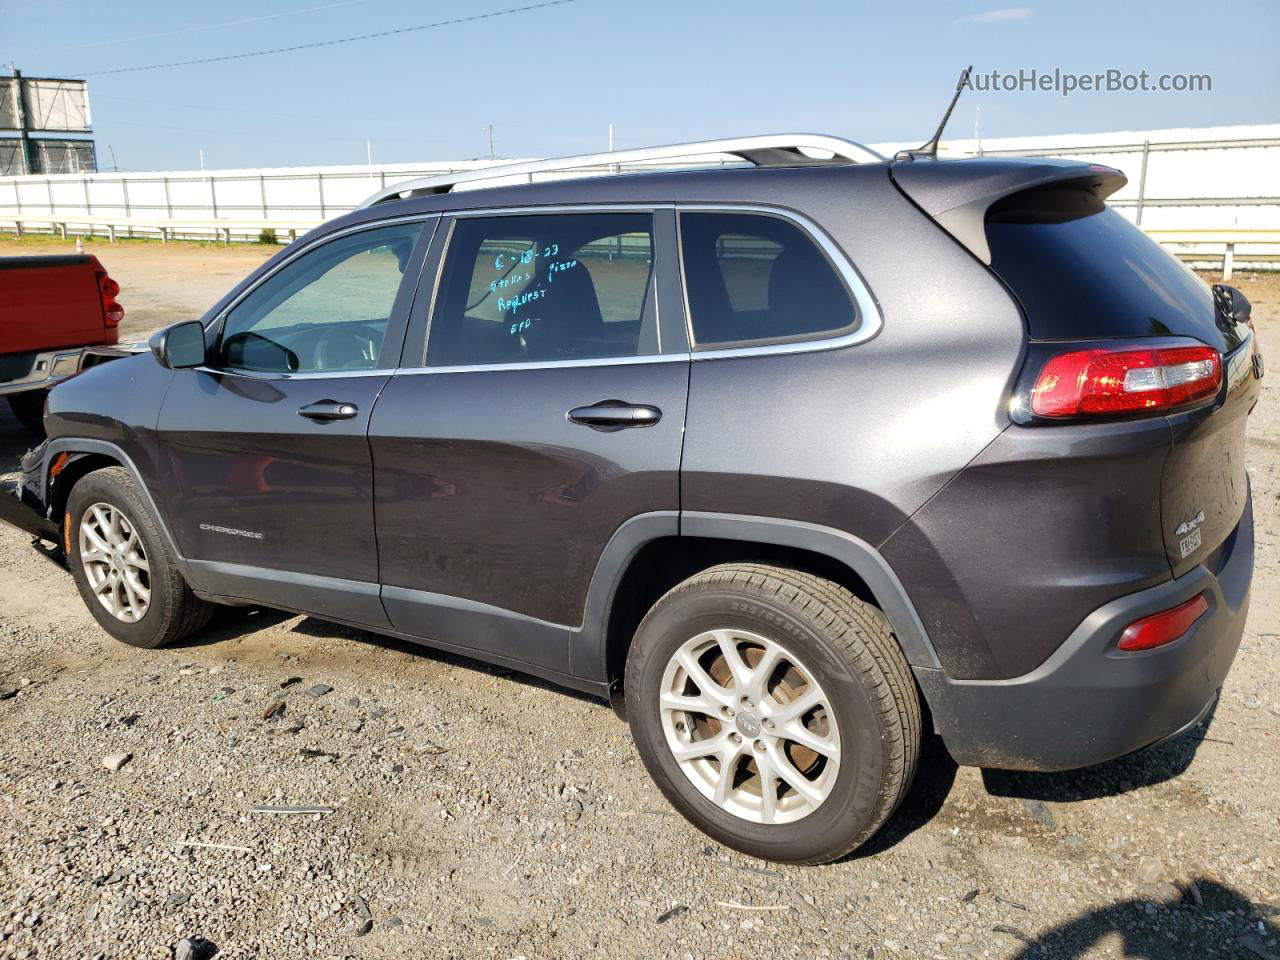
left=0, top=253, right=1278, bottom=959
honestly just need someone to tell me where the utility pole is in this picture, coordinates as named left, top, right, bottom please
left=366, top=139, right=373, bottom=166
left=9, top=68, right=36, bottom=175
left=487, top=124, right=494, bottom=160
left=199, top=148, right=205, bottom=171
left=608, top=123, right=613, bottom=152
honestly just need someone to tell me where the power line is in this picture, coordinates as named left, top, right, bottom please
left=26, top=0, right=380, bottom=58
left=73, top=0, right=582, bottom=77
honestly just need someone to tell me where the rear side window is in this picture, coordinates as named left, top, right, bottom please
left=427, top=212, right=655, bottom=366
left=985, top=187, right=1215, bottom=341
left=679, top=212, right=857, bottom=349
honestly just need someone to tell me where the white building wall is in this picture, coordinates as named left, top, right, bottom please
left=1, top=125, right=1276, bottom=262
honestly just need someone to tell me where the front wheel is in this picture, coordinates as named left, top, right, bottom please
left=625, top=563, right=921, bottom=864
left=66, top=466, right=213, bottom=648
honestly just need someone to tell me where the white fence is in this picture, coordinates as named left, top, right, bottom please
left=1, top=123, right=1277, bottom=272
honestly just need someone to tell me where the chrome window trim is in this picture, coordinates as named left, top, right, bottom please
left=189, top=365, right=393, bottom=381
left=449, top=203, right=674, bottom=218
left=675, top=204, right=882, bottom=360
left=396, top=353, right=687, bottom=376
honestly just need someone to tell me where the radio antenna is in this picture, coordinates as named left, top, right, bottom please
left=896, top=65, right=974, bottom=161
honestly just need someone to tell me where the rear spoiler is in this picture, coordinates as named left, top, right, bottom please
left=889, top=157, right=1127, bottom=263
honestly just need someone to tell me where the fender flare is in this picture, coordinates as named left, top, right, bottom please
left=578, top=509, right=942, bottom=684
left=40, top=437, right=192, bottom=580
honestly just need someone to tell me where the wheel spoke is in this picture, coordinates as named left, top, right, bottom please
left=745, top=642, right=783, bottom=700
left=670, top=730, right=729, bottom=763
left=111, top=577, right=128, bottom=619
left=80, top=547, right=110, bottom=565
left=711, top=749, right=737, bottom=805
left=769, top=685, right=822, bottom=724
left=674, top=649, right=734, bottom=708
left=779, top=720, right=838, bottom=758
left=89, top=504, right=111, bottom=534
left=81, top=523, right=112, bottom=555
left=756, top=753, right=778, bottom=824
left=120, top=574, right=144, bottom=613
left=660, top=691, right=719, bottom=717
left=766, top=742, right=823, bottom=807
left=712, top=630, right=752, bottom=690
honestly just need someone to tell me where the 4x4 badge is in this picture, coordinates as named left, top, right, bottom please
left=1175, top=511, right=1205, bottom=537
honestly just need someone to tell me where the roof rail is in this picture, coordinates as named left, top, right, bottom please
left=358, top=134, right=885, bottom=208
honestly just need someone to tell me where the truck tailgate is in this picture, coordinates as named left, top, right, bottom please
left=0, top=255, right=109, bottom=352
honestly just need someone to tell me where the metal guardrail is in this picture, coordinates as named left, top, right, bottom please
left=1146, top=228, right=1280, bottom=280
left=0, top=132, right=1276, bottom=233
left=0, top=213, right=320, bottom=243
left=0, top=158, right=745, bottom=226
left=0, top=215, right=1271, bottom=281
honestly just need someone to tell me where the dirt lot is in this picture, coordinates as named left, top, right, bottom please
left=1, top=240, right=1277, bottom=960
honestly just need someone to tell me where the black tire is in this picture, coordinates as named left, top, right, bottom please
left=625, top=563, right=921, bottom=864
left=66, top=466, right=213, bottom=648
left=7, top=390, right=47, bottom=435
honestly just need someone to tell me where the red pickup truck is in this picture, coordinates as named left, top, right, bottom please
left=0, top=254, right=124, bottom=433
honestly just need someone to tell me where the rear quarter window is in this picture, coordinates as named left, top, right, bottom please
left=679, top=212, right=858, bottom=349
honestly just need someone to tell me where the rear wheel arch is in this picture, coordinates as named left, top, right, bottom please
left=587, top=512, right=941, bottom=701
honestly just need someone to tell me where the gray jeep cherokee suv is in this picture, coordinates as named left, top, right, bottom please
left=4, top=135, right=1260, bottom=863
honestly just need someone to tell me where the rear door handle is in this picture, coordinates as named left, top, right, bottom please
left=298, top=399, right=359, bottom=422
left=568, top=400, right=662, bottom=431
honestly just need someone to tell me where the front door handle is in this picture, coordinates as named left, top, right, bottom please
left=298, top=399, right=359, bottom=422
left=568, top=400, right=662, bottom=431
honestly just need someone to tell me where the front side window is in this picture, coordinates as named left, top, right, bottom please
left=218, top=221, right=423, bottom=373
left=427, top=212, right=656, bottom=366
left=680, top=212, right=857, bottom=349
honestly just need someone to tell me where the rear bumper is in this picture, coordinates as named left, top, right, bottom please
left=916, top=489, right=1253, bottom=771
left=0, top=347, right=85, bottom=397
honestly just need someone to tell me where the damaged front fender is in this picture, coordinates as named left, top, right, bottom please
left=1, top=439, right=61, bottom=544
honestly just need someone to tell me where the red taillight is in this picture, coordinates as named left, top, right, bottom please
left=1117, top=594, right=1209, bottom=652
left=1031, top=344, right=1221, bottom=418
left=97, top=272, right=124, bottom=327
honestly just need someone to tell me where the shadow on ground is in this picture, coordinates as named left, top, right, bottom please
left=1002, top=879, right=1280, bottom=959
left=175, top=604, right=603, bottom=705
left=860, top=708, right=1219, bottom=857
left=983, top=706, right=1218, bottom=803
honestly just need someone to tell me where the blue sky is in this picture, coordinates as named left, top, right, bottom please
left=3, top=0, right=1277, bottom=171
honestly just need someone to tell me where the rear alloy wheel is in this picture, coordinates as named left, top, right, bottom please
left=67, top=466, right=213, bottom=648
left=626, top=563, right=921, bottom=864
left=659, top=628, right=840, bottom=825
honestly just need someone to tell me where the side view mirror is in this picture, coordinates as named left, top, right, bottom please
left=149, top=321, right=207, bottom=370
